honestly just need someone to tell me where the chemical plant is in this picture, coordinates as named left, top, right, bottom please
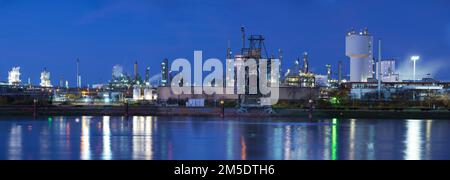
left=0, top=27, right=449, bottom=112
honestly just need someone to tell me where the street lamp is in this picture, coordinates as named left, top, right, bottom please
left=411, top=56, right=420, bottom=82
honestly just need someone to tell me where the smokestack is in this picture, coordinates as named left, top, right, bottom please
left=378, top=39, right=382, bottom=100
left=227, top=40, right=232, bottom=59
left=326, top=64, right=332, bottom=82
left=278, top=49, right=283, bottom=62
left=241, top=26, right=246, bottom=54
left=134, top=61, right=138, bottom=81
left=338, top=61, right=343, bottom=84
left=76, top=58, right=81, bottom=88
left=303, top=52, right=309, bottom=74
left=60, top=76, right=64, bottom=88
left=278, top=49, right=283, bottom=82
left=145, top=66, right=150, bottom=84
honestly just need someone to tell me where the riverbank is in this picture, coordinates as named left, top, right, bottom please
left=0, top=105, right=449, bottom=120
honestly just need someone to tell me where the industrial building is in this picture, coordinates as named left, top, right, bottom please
left=8, top=67, right=21, bottom=86
left=341, top=26, right=450, bottom=103
left=109, top=64, right=133, bottom=89
left=344, top=81, right=450, bottom=101
left=40, top=68, right=52, bottom=88
left=133, top=85, right=157, bottom=101
left=284, top=52, right=316, bottom=88
left=161, top=58, right=169, bottom=87
left=154, top=28, right=322, bottom=108
left=376, top=59, right=400, bottom=82
left=156, top=86, right=318, bottom=106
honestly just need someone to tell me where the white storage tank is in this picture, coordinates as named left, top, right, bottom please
left=144, top=86, right=153, bottom=100
left=133, top=85, right=142, bottom=101
left=346, top=28, right=374, bottom=82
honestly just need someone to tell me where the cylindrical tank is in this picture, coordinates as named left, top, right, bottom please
left=144, top=87, right=153, bottom=100
left=346, top=30, right=373, bottom=82
left=133, top=85, right=142, bottom=101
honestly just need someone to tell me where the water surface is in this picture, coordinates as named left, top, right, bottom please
left=0, top=116, right=448, bottom=160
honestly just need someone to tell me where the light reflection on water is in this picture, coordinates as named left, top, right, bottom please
left=0, top=116, right=449, bottom=160
left=102, top=116, right=111, bottom=160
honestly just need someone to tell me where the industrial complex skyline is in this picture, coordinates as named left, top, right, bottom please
left=0, top=0, right=450, bottom=86
left=1, top=1, right=450, bottom=162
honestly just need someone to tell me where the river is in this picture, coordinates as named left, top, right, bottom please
left=0, top=116, right=448, bottom=160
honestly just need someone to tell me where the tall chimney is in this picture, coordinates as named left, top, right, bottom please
left=134, top=61, right=138, bottom=81
left=378, top=39, right=382, bottom=100
left=241, top=26, right=246, bottom=54
left=338, top=60, right=343, bottom=84
left=76, top=58, right=81, bottom=88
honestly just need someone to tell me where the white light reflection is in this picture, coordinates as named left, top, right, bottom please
left=132, top=116, right=154, bottom=160
left=39, top=124, right=50, bottom=160
left=283, top=126, right=291, bottom=160
left=425, top=120, right=433, bottom=160
left=273, top=127, right=283, bottom=160
left=145, top=116, right=154, bottom=160
left=323, top=125, right=331, bottom=160
left=8, top=125, right=22, bottom=160
left=298, top=126, right=308, bottom=160
left=81, top=116, right=91, bottom=160
left=226, top=121, right=234, bottom=160
left=404, top=120, right=424, bottom=160
left=367, top=125, right=375, bottom=160
left=349, top=119, right=356, bottom=160
left=102, top=116, right=112, bottom=160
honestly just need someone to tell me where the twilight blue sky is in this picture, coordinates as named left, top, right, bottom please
left=0, top=0, right=449, bottom=85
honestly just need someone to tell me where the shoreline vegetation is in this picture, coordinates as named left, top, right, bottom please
left=0, top=105, right=449, bottom=120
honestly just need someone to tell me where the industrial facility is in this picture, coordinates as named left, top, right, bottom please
left=0, top=27, right=449, bottom=111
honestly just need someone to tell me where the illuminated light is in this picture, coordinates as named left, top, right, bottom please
left=84, top=98, right=90, bottom=103
left=411, top=56, right=420, bottom=61
left=332, top=119, right=338, bottom=160
left=410, top=56, right=420, bottom=82
left=330, top=97, right=340, bottom=105
left=8, top=67, right=21, bottom=85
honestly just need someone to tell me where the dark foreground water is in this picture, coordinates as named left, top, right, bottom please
left=0, top=116, right=449, bottom=160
